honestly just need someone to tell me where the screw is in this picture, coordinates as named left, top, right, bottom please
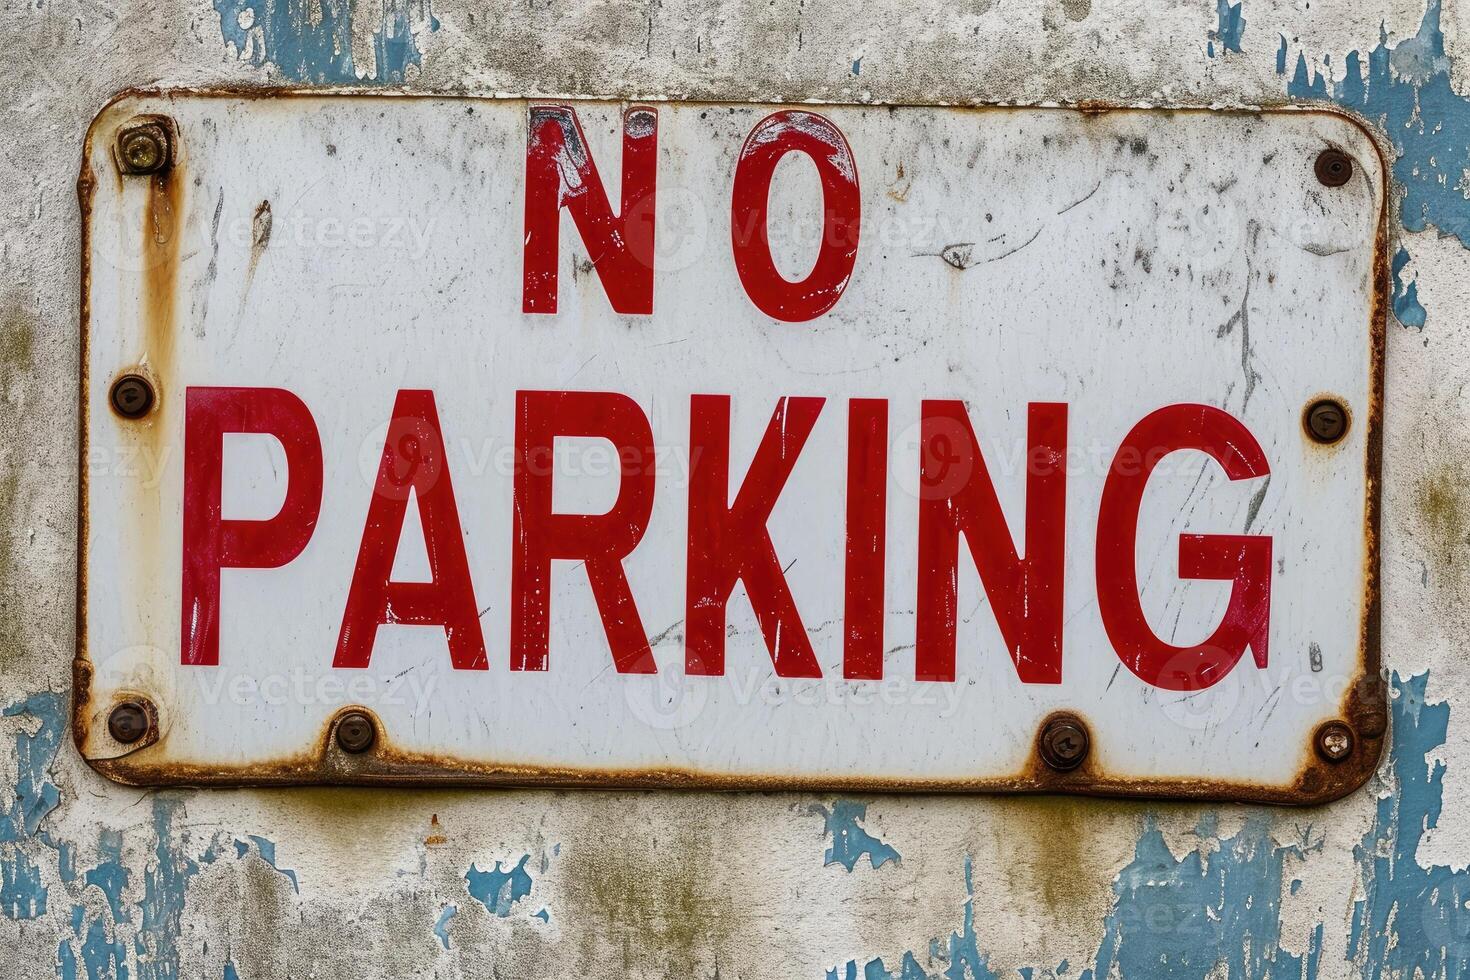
left=335, top=712, right=377, bottom=754
left=1316, top=721, right=1355, bottom=762
left=1304, top=398, right=1349, bottom=444
left=1315, top=149, right=1353, bottom=187
left=1039, top=714, right=1090, bottom=772
left=109, top=374, right=156, bottom=419
left=108, top=701, right=150, bottom=744
left=117, top=122, right=171, bottom=176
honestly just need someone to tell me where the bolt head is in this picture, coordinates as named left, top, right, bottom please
left=1305, top=399, right=1348, bottom=444
left=110, top=374, right=156, bottom=419
left=1316, top=721, right=1355, bottom=762
left=1315, top=148, right=1353, bottom=187
left=117, top=122, right=170, bottom=175
left=336, top=712, right=377, bottom=754
left=1039, top=715, right=1090, bottom=772
left=108, top=701, right=150, bottom=744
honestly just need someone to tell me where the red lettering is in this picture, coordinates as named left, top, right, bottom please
left=334, top=390, right=486, bottom=670
left=1096, top=403, right=1272, bottom=691
left=915, top=402, right=1068, bottom=684
left=685, top=395, right=824, bottom=678
left=843, top=399, right=887, bottom=680
left=181, top=387, right=322, bottom=666
left=523, top=105, right=658, bottom=315
left=730, top=111, right=860, bottom=322
left=511, top=390, right=657, bottom=673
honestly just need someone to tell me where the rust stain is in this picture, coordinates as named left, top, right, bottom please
left=242, top=199, right=272, bottom=300
left=141, top=138, right=182, bottom=388
left=78, top=699, right=1387, bottom=805
left=1415, top=463, right=1468, bottom=597
left=426, top=813, right=448, bottom=847
left=886, top=160, right=911, bottom=202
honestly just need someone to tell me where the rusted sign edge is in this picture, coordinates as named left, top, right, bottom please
left=73, top=91, right=1391, bottom=805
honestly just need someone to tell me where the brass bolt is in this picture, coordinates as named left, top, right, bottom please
left=110, top=374, right=156, bottom=419
left=108, top=701, right=150, bottom=744
left=1315, top=148, right=1353, bottom=187
left=336, top=712, right=377, bottom=754
left=1316, top=721, right=1355, bottom=762
left=1039, top=714, right=1090, bottom=772
left=117, top=121, right=171, bottom=176
left=1304, top=398, right=1349, bottom=444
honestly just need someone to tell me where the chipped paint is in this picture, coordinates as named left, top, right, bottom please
left=827, top=673, right=1458, bottom=978
left=464, top=855, right=533, bottom=917
left=0, top=692, right=63, bottom=921
left=433, top=905, right=456, bottom=948
left=234, top=835, right=299, bottom=893
left=213, top=0, right=440, bottom=83
left=1208, top=0, right=1245, bottom=57
left=1392, top=247, right=1428, bottom=328
left=137, top=799, right=204, bottom=980
left=813, top=801, right=901, bottom=872
left=1284, top=0, right=1470, bottom=245
left=1350, top=674, right=1470, bottom=976
left=826, top=855, right=999, bottom=980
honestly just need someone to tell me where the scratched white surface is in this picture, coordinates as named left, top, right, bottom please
left=80, top=96, right=1381, bottom=788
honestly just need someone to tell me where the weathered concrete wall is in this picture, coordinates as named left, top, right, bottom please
left=1, top=0, right=1468, bottom=976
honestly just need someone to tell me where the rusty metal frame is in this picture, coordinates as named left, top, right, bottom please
left=74, top=90, right=1391, bottom=804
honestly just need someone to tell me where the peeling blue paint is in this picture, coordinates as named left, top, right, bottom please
left=1087, top=816, right=1322, bottom=979
left=1392, top=247, right=1429, bottom=327
left=1, top=692, right=64, bottom=843
left=826, top=672, right=1461, bottom=979
left=224, top=962, right=240, bottom=980
left=0, top=692, right=64, bottom=920
left=465, top=855, right=533, bottom=917
left=827, top=855, right=999, bottom=980
left=67, top=831, right=131, bottom=980
left=813, top=801, right=900, bottom=872
left=1208, top=0, right=1245, bottom=57
left=1284, top=0, right=1470, bottom=247
left=1350, top=672, right=1470, bottom=977
left=434, top=905, right=456, bottom=949
left=852, top=58, right=862, bottom=75
left=136, top=798, right=202, bottom=980
left=1, top=848, right=46, bottom=918
left=213, top=0, right=439, bottom=83
left=533, top=907, right=550, bottom=923
left=236, top=836, right=299, bottom=893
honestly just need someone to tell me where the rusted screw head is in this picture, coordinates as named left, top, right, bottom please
left=335, top=712, right=377, bottom=754
left=107, top=701, right=150, bottom=744
left=1039, top=715, right=1090, bottom=772
left=1316, top=720, right=1355, bottom=762
left=1304, top=398, right=1349, bottom=444
left=109, top=374, right=155, bottom=419
left=1315, top=149, right=1353, bottom=187
left=117, top=122, right=171, bottom=176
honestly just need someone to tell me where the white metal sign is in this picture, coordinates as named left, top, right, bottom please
left=78, top=94, right=1386, bottom=802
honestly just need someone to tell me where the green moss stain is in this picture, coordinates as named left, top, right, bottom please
left=1416, top=464, right=1468, bottom=595
left=0, top=305, right=34, bottom=655
left=560, top=824, right=737, bottom=978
